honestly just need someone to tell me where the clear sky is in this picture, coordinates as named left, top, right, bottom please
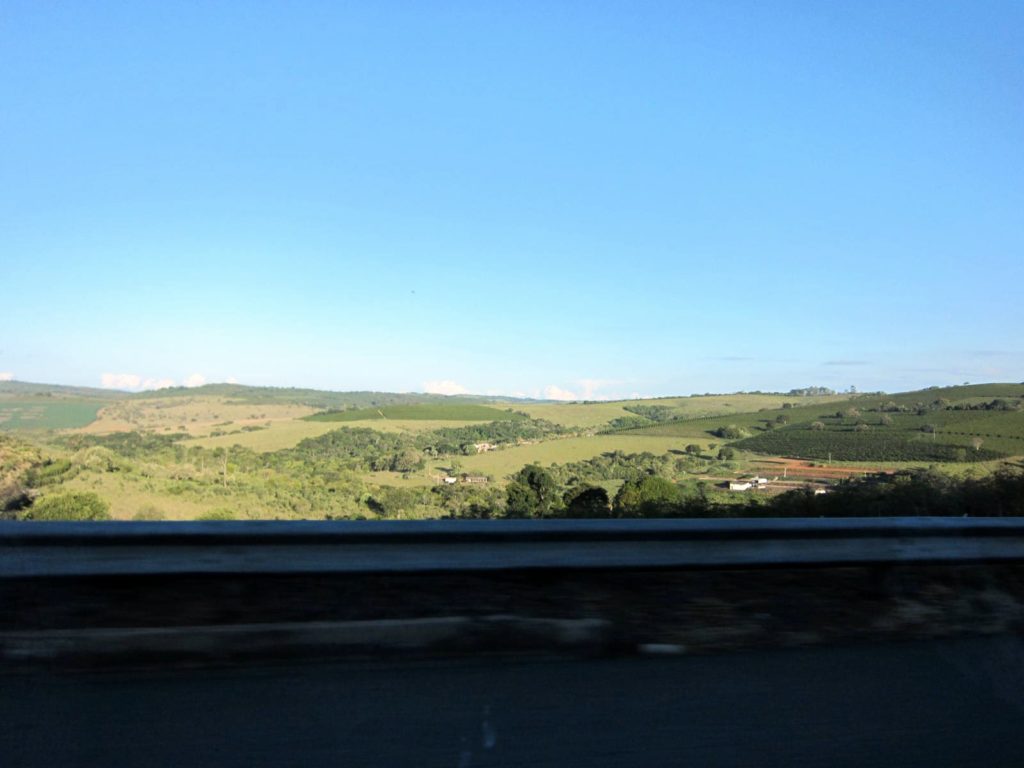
left=2, top=2, right=1022, bottom=399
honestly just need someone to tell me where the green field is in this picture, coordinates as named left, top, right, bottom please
left=0, top=399, right=106, bottom=431
left=304, top=404, right=526, bottom=422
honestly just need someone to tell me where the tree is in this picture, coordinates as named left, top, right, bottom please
left=505, top=464, right=559, bottom=518
left=562, top=485, right=611, bottom=518
left=684, top=444, right=702, bottom=456
left=971, top=437, right=984, bottom=452
left=810, top=421, right=826, bottom=431
left=879, top=414, right=894, bottom=426
left=717, top=446, right=736, bottom=461
left=391, top=448, right=424, bottom=473
left=613, top=476, right=682, bottom=517
left=21, top=491, right=110, bottom=521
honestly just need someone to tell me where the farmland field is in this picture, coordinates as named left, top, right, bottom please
left=0, top=399, right=106, bottom=431
left=520, top=393, right=845, bottom=429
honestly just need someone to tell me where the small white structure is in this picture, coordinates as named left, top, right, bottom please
left=751, top=476, right=770, bottom=488
left=813, top=488, right=830, bottom=496
left=729, top=481, right=753, bottom=492
left=473, top=442, right=496, bottom=453
left=443, top=476, right=458, bottom=485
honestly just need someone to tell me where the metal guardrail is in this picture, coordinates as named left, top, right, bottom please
left=3, top=518, right=1024, bottom=577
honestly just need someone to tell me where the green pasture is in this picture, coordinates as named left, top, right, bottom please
left=0, top=398, right=106, bottom=431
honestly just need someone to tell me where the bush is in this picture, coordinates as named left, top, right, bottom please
left=712, top=425, right=747, bottom=439
left=132, top=505, right=166, bottom=521
left=197, top=508, right=237, bottom=520
left=22, top=492, right=110, bottom=521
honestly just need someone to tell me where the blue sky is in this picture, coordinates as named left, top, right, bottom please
left=2, top=2, right=1022, bottom=399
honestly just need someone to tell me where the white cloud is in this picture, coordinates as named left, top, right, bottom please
left=142, top=377, right=175, bottom=390
left=543, top=385, right=578, bottom=401
left=101, top=373, right=142, bottom=390
left=0, top=372, right=13, bottom=382
left=577, top=378, right=618, bottom=401
left=423, top=379, right=470, bottom=396
left=225, top=376, right=239, bottom=384
left=183, top=373, right=207, bottom=388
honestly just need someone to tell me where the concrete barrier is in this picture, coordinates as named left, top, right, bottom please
left=3, top=517, right=1024, bottom=577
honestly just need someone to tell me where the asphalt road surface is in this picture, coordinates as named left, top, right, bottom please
left=3, top=636, right=1024, bottom=767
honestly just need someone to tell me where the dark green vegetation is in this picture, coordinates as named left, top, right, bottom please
left=492, top=464, right=1024, bottom=520
left=18, top=491, right=110, bottom=521
left=304, top=404, right=527, bottom=422
left=288, top=417, right=565, bottom=470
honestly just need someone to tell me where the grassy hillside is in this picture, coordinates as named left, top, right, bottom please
left=81, top=397, right=316, bottom=437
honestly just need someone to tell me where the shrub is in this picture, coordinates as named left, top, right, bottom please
left=132, top=505, right=166, bottom=521
left=22, top=492, right=110, bottom=521
left=197, top=508, right=237, bottom=520
left=712, top=425, right=747, bottom=439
